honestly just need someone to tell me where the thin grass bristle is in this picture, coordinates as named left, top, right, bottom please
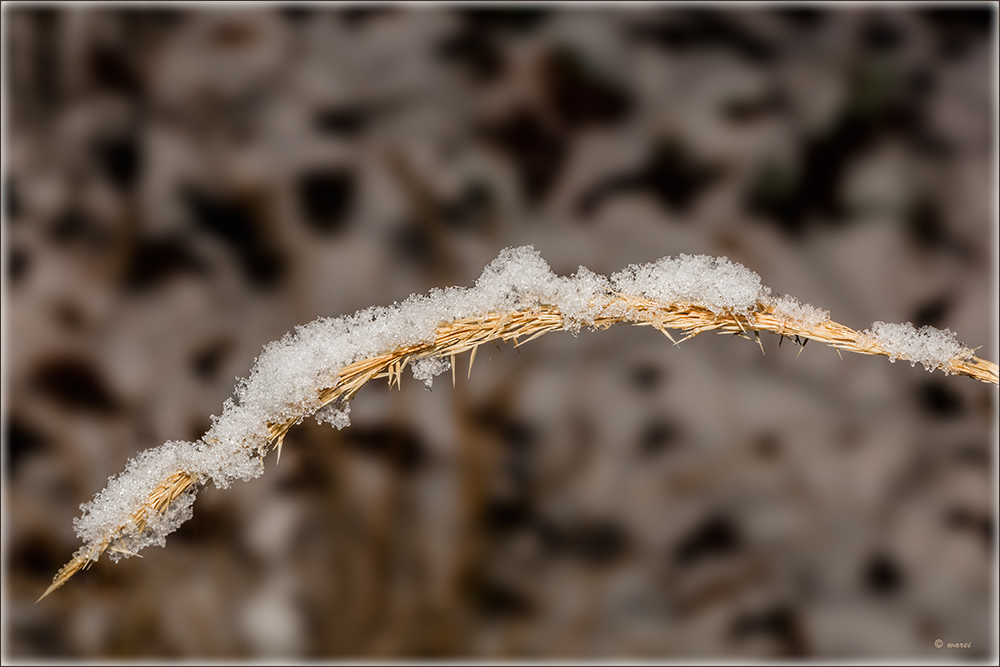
left=40, top=293, right=997, bottom=601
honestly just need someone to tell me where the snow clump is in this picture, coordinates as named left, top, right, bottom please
left=863, top=321, right=972, bottom=372
left=771, top=294, right=830, bottom=327
left=411, top=356, right=451, bottom=388
left=610, top=254, right=771, bottom=316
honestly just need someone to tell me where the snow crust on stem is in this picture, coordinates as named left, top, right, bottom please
left=71, top=246, right=978, bottom=564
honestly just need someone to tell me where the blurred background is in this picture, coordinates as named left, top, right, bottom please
left=2, top=4, right=997, bottom=660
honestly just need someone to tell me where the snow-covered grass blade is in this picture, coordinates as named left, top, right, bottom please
left=40, top=246, right=998, bottom=600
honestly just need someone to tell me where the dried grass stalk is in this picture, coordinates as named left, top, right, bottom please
left=40, top=292, right=997, bottom=601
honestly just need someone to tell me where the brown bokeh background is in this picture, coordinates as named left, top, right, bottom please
left=2, top=5, right=997, bottom=660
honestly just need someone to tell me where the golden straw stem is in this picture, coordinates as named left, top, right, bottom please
left=39, top=296, right=997, bottom=601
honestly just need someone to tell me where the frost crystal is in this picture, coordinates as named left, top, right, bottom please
left=315, top=403, right=351, bottom=429
left=771, top=294, right=830, bottom=327
left=864, top=321, right=971, bottom=372
left=411, top=356, right=451, bottom=388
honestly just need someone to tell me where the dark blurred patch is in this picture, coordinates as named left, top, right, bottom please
left=744, top=163, right=802, bottom=235
left=731, top=605, right=807, bottom=656
left=501, top=419, right=536, bottom=453
left=481, top=497, right=534, bottom=534
left=30, top=10, right=60, bottom=113
left=630, top=11, right=779, bottom=64
left=475, top=406, right=537, bottom=491
left=9, top=532, right=65, bottom=580
left=190, top=339, right=232, bottom=380
left=187, top=416, right=212, bottom=444
left=458, top=8, right=551, bottom=33
left=861, top=15, right=905, bottom=53
left=31, top=357, right=121, bottom=415
left=393, top=221, right=434, bottom=269
left=298, top=169, right=355, bottom=234
left=439, top=9, right=550, bottom=81
left=945, top=507, right=992, bottom=550
left=6, top=418, right=50, bottom=478
left=345, top=425, right=428, bottom=474
left=773, top=8, right=829, bottom=30
left=123, top=236, right=208, bottom=291
left=721, top=88, right=787, bottom=124
left=917, top=381, right=964, bottom=418
left=275, top=437, right=336, bottom=494
left=904, top=198, right=967, bottom=256
left=952, top=443, right=989, bottom=468
left=541, top=47, right=633, bottom=130
left=837, top=423, right=864, bottom=451
left=172, top=496, right=241, bottom=547
left=901, top=69, right=952, bottom=159
left=209, top=17, right=260, bottom=50
left=392, top=182, right=493, bottom=267
left=315, top=106, right=374, bottom=137
left=638, top=419, right=680, bottom=457
left=441, top=181, right=495, bottom=233
left=106, top=603, right=185, bottom=657
left=92, top=133, right=143, bottom=192
left=437, top=23, right=506, bottom=82
left=578, top=139, right=721, bottom=217
left=279, top=6, right=314, bottom=23
left=14, top=621, right=69, bottom=658
left=753, top=432, right=782, bottom=461
left=748, top=119, right=866, bottom=232
left=910, top=294, right=951, bottom=328
left=4, top=176, right=21, bottom=220
left=53, top=301, right=86, bottom=332
left=474, top=405, right=537, bottom=452
left=973, top=386, right=996, bottom=424
left=484, top=109, right=567, bottom=203
left=48, top=209, right=114, bottom=254
left=184, top=188, right=286, bottom=289
left=463, top=571, right=535, bottom=619
left=537, top=517, right=629, bottom=567
left=979, top=520, right=993, bottom=551
left=120, top=8, right=186, bottom=37
left=905, top=198, right=945, bottom=248
left=572, top=521, right=630, bottom=566
left=863, top=553, right=904, bottom=596
left=630, top=364, right=664, bottom=393
left=675, top=515, right=743, bottom=566
left=8, top=247, right=31, bottom=283
left=630, top=138, right=722, bottom=211
left=745, top=138, right=848, bottom=234
left=87, top=44, right=143, bottom=96
left=747, top=61, right=945, bottom=236
left=919, top=8, right=995, bottom=60
left=906, top=67, right=935, bottom=99
left=340, top=7, right=397, bottom=26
